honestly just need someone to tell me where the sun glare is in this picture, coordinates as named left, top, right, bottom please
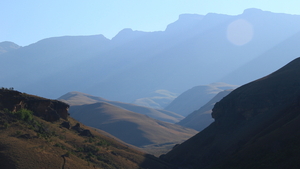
left=226, top=19, right=254, bottom=46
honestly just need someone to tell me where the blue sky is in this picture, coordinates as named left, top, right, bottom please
left=1, top=0, right=300, bottom=46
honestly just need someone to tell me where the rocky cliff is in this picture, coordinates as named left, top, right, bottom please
left=0, top=88, right=69, bottom=122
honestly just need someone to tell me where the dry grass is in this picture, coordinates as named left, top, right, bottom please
left=0, top=110, right=173, bottom=169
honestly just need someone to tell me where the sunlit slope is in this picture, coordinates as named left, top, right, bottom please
left=69, top=102, right=198, bottom=153
left=59, top=91, right=183, bottom=123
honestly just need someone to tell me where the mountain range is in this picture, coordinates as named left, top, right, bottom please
left=1, top=9, right=300, bottom=104
left=162, top=57, right=300, bottom=168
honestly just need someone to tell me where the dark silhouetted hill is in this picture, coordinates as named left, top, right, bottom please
left=163, top=57, right=300, bottom=169
left=177, top=89, right=233, bottom=131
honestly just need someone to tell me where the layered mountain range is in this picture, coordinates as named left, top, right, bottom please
left=163, top=57, right=300, bottom=168
left=58, top=91, right=197, bottom=155
left=1, top=9, right=300, bottom=104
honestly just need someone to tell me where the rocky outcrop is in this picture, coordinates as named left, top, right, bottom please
left=0, top=89, right=69, bottom=122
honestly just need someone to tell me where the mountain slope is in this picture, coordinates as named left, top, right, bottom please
left=177, top=89, right=232, bottom=131
left=59, top=91, right=183, bottom=123
left=221, top=30, right=300, bottom=85
left=163, top=57, right=300, bottom=168
left=69, top=101, right=197, bottom=155
left=0, top=88, right=174, bottom=169
left=164, top=83, right=237, bottom=116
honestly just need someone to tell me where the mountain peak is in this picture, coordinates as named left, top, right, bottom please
left=243, top=8, right=263, bottom=14
left=111, top=28, right=147, bottom=43
left=0, top=41, right=21, bottom=54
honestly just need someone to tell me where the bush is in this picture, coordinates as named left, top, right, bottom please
left=15, top=109, right=33, bottom=122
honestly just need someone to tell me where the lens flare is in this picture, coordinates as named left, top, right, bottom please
left=227, top=19, right=254, bottom=46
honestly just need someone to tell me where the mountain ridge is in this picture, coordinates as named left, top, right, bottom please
left=163, top=57, right=300, bottom=168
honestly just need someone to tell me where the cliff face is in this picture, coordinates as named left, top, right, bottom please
left=163, top=57, right=300, bottom=168
left=0, top=89, right=69, bottom=122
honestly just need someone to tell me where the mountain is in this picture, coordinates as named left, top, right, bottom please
left=162, top=57, right=300, bottom=168
left=0, top=88, right=174, bottom=169
left=164, top=83, right=237, bottom=116
left=68, top=102, right=198, bottom=156
left=132, top=89, right=177, bottom=109
left=221, top=30, right=300, bottom=85
left=58, top=91, right=183, bottom=123
left=0, top=41, right=21, bottom=54
left=2, top=9, right=300, bottom=103
left=177, top=89, right=233, bottom=131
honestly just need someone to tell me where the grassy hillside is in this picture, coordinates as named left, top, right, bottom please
left=69, top=102, right=198, bottom=156
left=0, top=89, right=174, bottom=169
left=59, top=91, right=183, bottom=123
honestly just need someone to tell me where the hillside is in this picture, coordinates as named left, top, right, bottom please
left=69, top=102, right=198, bottom=156
left=164, top=83, right=237, bottom=116
left=177, top=89, right=232, bottom=131
left=0, top=88, right=174, bottom=169
left=59, top=91, right=183, bottom=123
left=163, top=57, right=300, bottom=168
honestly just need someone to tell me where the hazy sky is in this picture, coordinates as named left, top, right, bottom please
left=2, top=0, right=300, bottom=46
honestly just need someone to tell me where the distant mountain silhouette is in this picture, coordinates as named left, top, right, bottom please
left=177, top=89, right=233, bottom=131
left=1, top=9, right=300, bottom=103
left=164, top=83, right=237, bottom=116
left=163, top=57, right=300, bottom=168
left=221, top=30, right=300, bottom=85
left=59, top=91, right=183, bottom=123
left=0, top=41, right=20, bottom=54
left=69, top=101, right=197, bottom=155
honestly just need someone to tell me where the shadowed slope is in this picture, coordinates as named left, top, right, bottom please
left=163, top=57, right=300, bottom=168
left=165, top=83, right=237, bottom=116
left=177, top=89, right=232, bottom=131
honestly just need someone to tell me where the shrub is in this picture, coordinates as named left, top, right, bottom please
left=15, top=109, right=33, bottom=122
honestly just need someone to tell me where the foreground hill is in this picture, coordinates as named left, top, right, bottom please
left=177, top=89, right=232, bottom=131
left=165, top=83, right=237, bottom=116
left=163, top=57, right=300, bottom=168
left=0, top=89, right=174, bottom=169
left=59, top=91, right=183, bottom=123
left=69, top=102, right=198, bottom=156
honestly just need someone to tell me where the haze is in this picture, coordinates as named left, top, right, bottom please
left=2, top=0, right=300, bottom=46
